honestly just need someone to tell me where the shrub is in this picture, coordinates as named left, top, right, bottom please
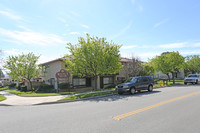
left=21, top=86, right=27, bottom=92
left=17, top=86, right=21, bottom=90
left=104, top=84, right=116, bottom=89
left=9, top=83, right=16, bottom=88
left=38, top=84, right=54, bottom=92
left=59, top=82, right=70, bottom=90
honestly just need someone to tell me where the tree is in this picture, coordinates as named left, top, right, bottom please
left=185, top=55, right=200, bottom=74
left=165, top=52, right=185, bottom=84
left=150, top=53, right=171, bottom=81
left=139, top=62, right=155, bottom=76
left=4, top=52, right=41, bottom=90
left=127, top=55, right=143, bottom=77
left=64, top=34, right=123, bottom=90
left=150, top=51, right=185, bottom=84
left=0, top=69, right=4, bottom=78
left=0, top=50, right=4, bottom=78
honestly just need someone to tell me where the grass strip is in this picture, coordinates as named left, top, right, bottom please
left=6, top=88, right=116, bottom=97
left=59, top=88, right=115, bottom=95
left=0, top=94, right=6, bottom=102
left=154, top=80, right=184, bottom=88
left=0, top=86, right=9, bottom=91
left=6, top=90, right=60, bottom=97
left=60, top=90, right=116, bottom=101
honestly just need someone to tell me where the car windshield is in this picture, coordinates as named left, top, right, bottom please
left=188, top=75, right=197, bottom=77
left=124, top=77, right=137, bottom=83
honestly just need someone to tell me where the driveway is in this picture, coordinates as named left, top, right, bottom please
left=0, top=91, right=65, bottom=106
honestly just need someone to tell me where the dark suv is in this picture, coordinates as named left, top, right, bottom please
left=116, top=76, right=154, bottom=95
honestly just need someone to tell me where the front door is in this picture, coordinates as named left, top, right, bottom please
left=135, top=77, right=143, bottom=90
left=100, top=77, right=104, bottom=89
left=50, top=78, right=55, bottom=88
left=141, top=77, right=149, bottom=89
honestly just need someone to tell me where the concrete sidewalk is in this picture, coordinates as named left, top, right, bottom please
left=0, top=91, right=65, bottom=106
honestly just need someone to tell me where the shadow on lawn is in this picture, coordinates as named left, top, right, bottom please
left=85, top=90, right=161, bottom=103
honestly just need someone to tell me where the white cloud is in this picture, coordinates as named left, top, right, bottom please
left=180, top=50, right=200, bottom=55
left=58, top=17, right=66, bottom=23
left=81, top=24, right=89, bottom=29
left=138, top=52, right=161, bottom=58
left=83, top=32, right=88, bottom=34
left=159, top=42, right=187, bottom=49
left=0, top=28, right=66, bottom=46
left=4, top=48, right=31, bottom=56
left=38, top=55, right=61, bottom=64
left=0, top=10, right=22, bottom=20
left=121, top=45, right=137, bottom=49
left=110, top=21, right=132, bottom=39
left=70, top=11, right=80, bottom=17
left=65, top=24, right=69, bottom=27
left=3, top=49, right=64, bottom=65
left=138, top=5, right=144, bottom=12
left=17, top=25, right=31, bottom=31
left=154, top=18, right=169, bottom=28
left=193, top=43, right=200, bottom=47
left=69, top=32, right=80, bottom=35
left=120, top=51, right=161, bottom=61
left=131, top=0, right=135, bottom=5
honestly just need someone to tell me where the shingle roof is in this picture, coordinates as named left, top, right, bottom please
left=40, top=57, right=133, bottom=65
left=40, top=58, right=64, bottom=65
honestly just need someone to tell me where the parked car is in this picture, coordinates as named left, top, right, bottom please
left=184, top=74, right=200, bottom=85
left=116, top=76, right=154, bottom=95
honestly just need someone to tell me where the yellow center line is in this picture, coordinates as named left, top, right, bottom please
left=112, top=91, right=200, bottom=120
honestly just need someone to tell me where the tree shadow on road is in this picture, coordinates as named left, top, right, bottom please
left=84, top=90, right=161, bottom=103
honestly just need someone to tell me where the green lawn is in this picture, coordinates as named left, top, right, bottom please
left=168, top=81, right=184, bottom=85
left=154, top=79, right=184, bottom=88
left=0, top=86, right=9, bottom=91
left=0, top=94, right=6, bottom=102
left=60, top=90, right=116, bottom=101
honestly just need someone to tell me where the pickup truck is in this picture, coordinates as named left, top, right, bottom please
left=184, top=74, right=200, bottom=85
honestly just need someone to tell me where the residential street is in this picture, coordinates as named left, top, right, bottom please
left=1, top=85, right=200, bottom=133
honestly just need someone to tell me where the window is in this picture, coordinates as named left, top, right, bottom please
left=136, top=78, right=142, bottom=83
left=103, top=77, right=114, bottom=84
left=142, top=77, right=149, bottom=82
left=73, top=78, right=86, bottom=86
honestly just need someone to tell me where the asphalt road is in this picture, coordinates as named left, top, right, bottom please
left=1, top=85, right=200, bottom=133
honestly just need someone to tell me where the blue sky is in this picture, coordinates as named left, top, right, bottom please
left=1, top=0, right=200, bottom=64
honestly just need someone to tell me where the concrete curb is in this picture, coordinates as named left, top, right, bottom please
left=0, top=104, right=11, bottom=106
left=154, top=84, right=185, bottom=89
left=35, top=93, right=117, bottom=106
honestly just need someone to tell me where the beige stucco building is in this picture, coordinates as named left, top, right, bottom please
left=40, top=57, right=132, bottom=91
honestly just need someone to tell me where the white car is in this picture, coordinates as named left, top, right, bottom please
left=184, top=74, right=200, bottom=85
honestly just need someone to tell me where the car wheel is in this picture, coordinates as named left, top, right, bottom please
left=195, top=80, right=198, bottom=84
left=130, top=87, right=136, bottom=95
left=184, top=82, right=187, bottom=85
left=148, top=85, right=153, bottom=92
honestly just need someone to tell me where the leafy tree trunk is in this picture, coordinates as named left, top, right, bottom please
left=166, top=73, right=170, bottom=81
left=28, top=79, right=33, bottom=91
left=172, top=72, right=175, bottom=84
left=94, top=75, right=97, bottom=90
